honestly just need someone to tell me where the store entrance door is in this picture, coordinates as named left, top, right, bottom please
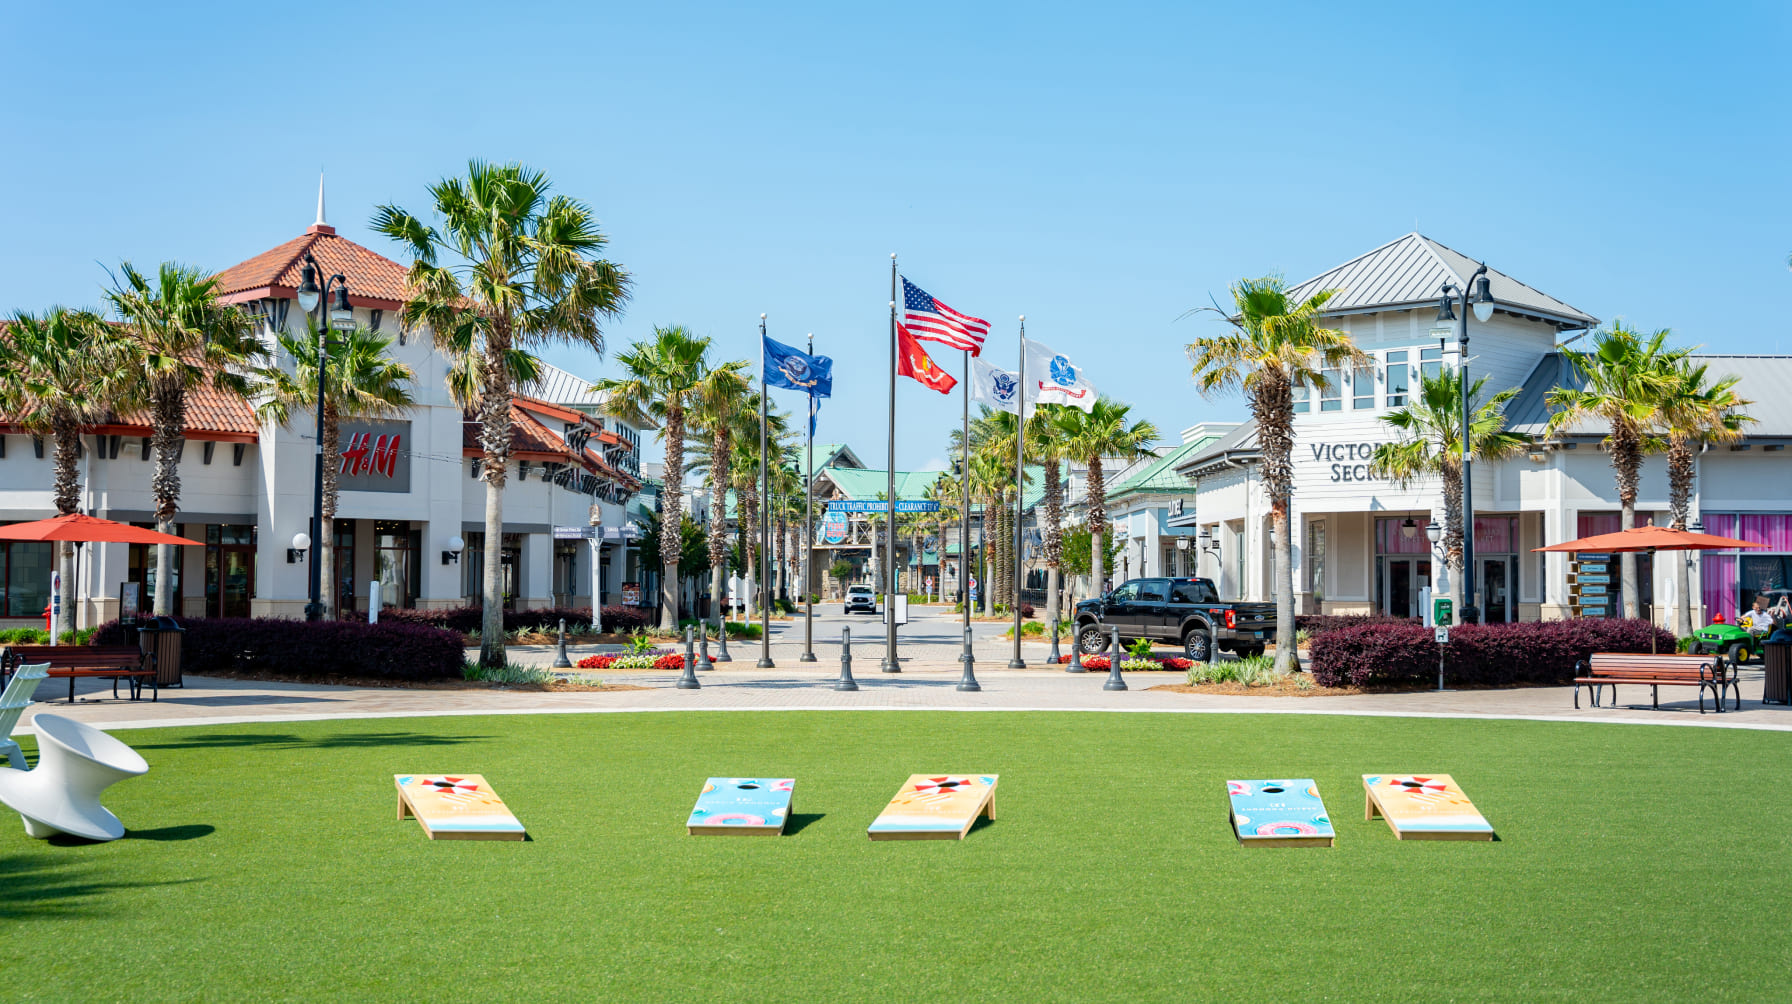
left=1382, top=557, right=1432, bottom=618
left=1480, top=557, right=1515, bottom=623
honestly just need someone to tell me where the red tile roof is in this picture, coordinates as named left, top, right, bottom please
left=212, top=226, right=412, bottom=309
left=463, top=403, right=639, bottom=490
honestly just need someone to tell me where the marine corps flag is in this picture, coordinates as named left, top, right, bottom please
left=897, top=323, right=957, bottom=394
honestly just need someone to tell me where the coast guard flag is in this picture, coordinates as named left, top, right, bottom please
left=970, top=357, right=1022, bottom=415
left=1023, top=338, right=1098, bottom=412
left=896, top=324, right=957, bottom=394
left=763, top=335, right=832, bottom=435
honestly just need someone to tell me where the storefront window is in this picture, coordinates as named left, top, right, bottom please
left=1352, top=363, right=1375, bottom=409
left=374, top=520, right=422, bottom=609
left=1386, top=351, right=1409, bottom=407
left=1421, top=346, right=1443, bottom=382
left=1292, top=379, right=1309, bottom=414
left=1307, top=521, right=1325, bottom=603
left=204, top=524, right=255, bottom=618
left=128, top=523, right=183, bottom=613
left=1319, top=366, right=1342, bottom=412
left=0, top=539, right=53, bottom=617
left=333, top=519, right=356, bottom=618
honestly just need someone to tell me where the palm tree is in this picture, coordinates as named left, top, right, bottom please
left=1186, top=276, right=1359, bottom=672
left=256, top=323, right=417, bottom=618
left=1033, top=405, right=1071, bottom=626
left=1056, top=398, right=1159, bottom=635
left=1, top=308, right=133, bottom=626
left=685, top=361, right=753, bottom=628
left=598, top=327, right=724, bottom=630
left=374, top=160, right=629, bottom=665
left=1657, top=359, right=1751, bottom=636
left=1546, top=323, right=1685, bottom=619
left=106, top=262, right=264, bottom=616
left=1368, top=368, right=1529, bottom=615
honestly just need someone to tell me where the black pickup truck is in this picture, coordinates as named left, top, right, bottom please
left=1072, top=576, right=1277, bottom=660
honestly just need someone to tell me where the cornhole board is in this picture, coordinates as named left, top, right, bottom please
left=1362, top=774, right=1494, bottom=841
left=687, top=777, right=795, bottom=835
left=1226, top=779, right=1335, bottom=847
left=394, top=774, right=526, bottom=841
left=867, top=774, right=998, bottom=840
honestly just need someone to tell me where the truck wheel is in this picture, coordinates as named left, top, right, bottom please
left=1183, top=628, right=1211, bottom=661
left=1076, top=624, right=1107, bottom=654
left=1727, top=642, right=1750, bottom=666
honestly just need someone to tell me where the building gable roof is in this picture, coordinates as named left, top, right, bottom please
left=1176, top=420, right=1261, bottom=476
left=1286, top=232, right=1599, bottom=329
left=1507, top=352, right=1792, bottom=439
left=1108, top=437, right=1220, bottom=500
left=212, top=227, right=412, bottom=310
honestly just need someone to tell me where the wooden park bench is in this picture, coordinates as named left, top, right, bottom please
left=1573, top=652, right=1738, bottom=714
left=1, top=645, right=157, bottom=703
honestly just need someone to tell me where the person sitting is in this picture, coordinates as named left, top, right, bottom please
left=1741, top=595, right=1780, bottom=637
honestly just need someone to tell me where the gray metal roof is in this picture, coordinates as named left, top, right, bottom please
left=1176, top=419, right=1261, bottom=475
left=1508, top=353, right=1792, bottom=438
left=1285, top=233, right=1600, bottom=330
left=522, top=362, right=609, bottom=410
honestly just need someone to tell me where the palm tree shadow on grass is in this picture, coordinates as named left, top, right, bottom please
left=131, top=732, right=492, bottom=752
left=0, top=854, right=204, bottom=921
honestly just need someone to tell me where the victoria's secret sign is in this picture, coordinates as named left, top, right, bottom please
left=1308, top=441, right=1390, bottom=484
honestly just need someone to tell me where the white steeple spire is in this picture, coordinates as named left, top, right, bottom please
left=315, top=171, right=327, bottom=227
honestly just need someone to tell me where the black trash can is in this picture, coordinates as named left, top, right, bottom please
left=138, top=616, right=185, bottom=689
left=1764, top=642, right=1791, bottom=706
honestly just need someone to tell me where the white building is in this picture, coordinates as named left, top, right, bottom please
left=1176, top=233, right=1792, bottom=627
left=0, top=198, right=649, bottom=626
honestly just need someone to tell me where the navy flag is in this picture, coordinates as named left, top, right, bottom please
left=763, top=336, right=832, bottom=397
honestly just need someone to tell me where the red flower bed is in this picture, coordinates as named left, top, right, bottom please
left=576, top=653, right=686, bottom=670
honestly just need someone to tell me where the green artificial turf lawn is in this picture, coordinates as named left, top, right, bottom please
left=2, top=711, right=1788, bottom=1001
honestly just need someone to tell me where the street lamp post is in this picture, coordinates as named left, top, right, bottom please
left=1436, top=266, right=1496, bottom=625
left=294, top=253, right=355, bottom=622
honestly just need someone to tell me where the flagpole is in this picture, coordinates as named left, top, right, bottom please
left=801, top=333, right=817, bottom=662
left=884, top=254, right=899, bottom=672
left=1010, top=317, right=1027, bottom=668
left=960, top=348, right=972, bottom=665
left=758, top=313, right=775, bottom=668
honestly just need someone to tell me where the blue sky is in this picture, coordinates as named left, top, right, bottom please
left=3, top=1, right=1786, bottom=472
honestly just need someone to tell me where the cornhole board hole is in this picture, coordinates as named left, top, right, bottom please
left=1226, top=779, right=1335, bottom=847
left=868, top=774, right=998, bottom=841
left=687, top=777, right=795, bottom=835
left=1362, top=774, right=1494, bottom=841
left=394, top=774, right=526, bottom=841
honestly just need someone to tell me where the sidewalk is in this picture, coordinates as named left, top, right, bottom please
left=12, top=659, right=1789, bottom=734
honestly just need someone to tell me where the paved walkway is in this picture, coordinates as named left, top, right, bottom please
left=12, top=656, right=1789, bottom=734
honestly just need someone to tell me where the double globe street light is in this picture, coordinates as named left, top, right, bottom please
left=295, top=253, right=355, bottom=621
left=1436, top=266, right=1496, bottom=624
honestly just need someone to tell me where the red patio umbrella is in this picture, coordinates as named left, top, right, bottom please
left=1534, top=524, right=1763, bottom=651
left=0, top=513, right=204, bottom=546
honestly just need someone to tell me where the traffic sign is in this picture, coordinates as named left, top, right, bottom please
left=1434, top=625, right=1450, bottom=644
left=553, top=525, right=599, bottom=540
left=824, top=500, right=941, bottom=513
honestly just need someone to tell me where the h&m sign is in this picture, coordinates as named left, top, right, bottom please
left=338, top=421, right=412, bottom=493
left=1308, top=441, right=1392, bottom=484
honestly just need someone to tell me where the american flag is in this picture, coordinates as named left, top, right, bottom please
left=901, top=277, right=989, bottom=356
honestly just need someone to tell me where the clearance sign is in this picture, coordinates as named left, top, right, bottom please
left=337, top=421, right=412, bottom=493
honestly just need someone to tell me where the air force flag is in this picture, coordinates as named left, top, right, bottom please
left=763, top=336, right=832, bottom=398
left=1022, top=338, right=1097, bottom=412
left=970, top=357, right=1022, bottom=415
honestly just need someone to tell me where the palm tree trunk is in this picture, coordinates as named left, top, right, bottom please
left=1273, top=506, right=1295, bottom=671
left=1255, top=371, right=1297, bottom=672
left=1668, top=438, right=1695, bottom=638
left=659, top=406, right=685, bottom=632
left=51, top=420, right=81, bottom=634
left=707, top=429, right=730, bottom=627
left=1613, top=433, right=1642, bottom=620
left=1043, top=458, right=1063, bottom=627
left=478, top=327, right=516, bottom=666
left=149, top=381, right=185, bottom=618
left=1087, top=455, right=1107, bottom=600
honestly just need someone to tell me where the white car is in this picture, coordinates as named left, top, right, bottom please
left=844, top=585, right=878, bottom=615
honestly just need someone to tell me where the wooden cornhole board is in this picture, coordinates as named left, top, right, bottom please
left=394, top=774, right=526, bottom=841
left=1226, top=779, right=1335, bottom=847
left=1362, top=774, right=1494, bottom=841
left=867, top=774, right=998, bottom=840
left=687, top=777, right=795, bottom=835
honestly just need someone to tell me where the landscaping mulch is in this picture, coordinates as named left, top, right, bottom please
left=184, top=669, right=648, bottom=693
left=1148, top=681, right=1363, bottom=698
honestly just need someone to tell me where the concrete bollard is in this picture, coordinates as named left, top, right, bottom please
left=552, top=618, right=573, bottom=669
left=676, top=626, right=701, bottom=689
left=1103, top=625, right=1128, bottom=691
left=834, top=626, right=859, bottom=691
left=957, top=624, right=981, bottom=692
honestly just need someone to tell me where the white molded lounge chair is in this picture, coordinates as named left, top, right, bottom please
left=0, top=712, right=148, bottom=841
left=0, top=662, right=50, bottom=769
